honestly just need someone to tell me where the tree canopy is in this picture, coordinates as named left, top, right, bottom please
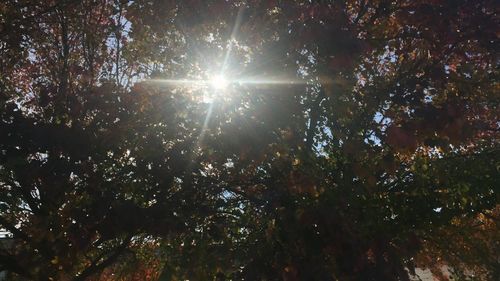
left=0, top=0, right=498, bottom=280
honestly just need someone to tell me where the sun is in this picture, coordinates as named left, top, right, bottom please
left=210, top=74, right=229, bottom=90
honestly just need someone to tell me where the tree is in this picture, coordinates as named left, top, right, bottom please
left=0, top=0, right=498, bottom=280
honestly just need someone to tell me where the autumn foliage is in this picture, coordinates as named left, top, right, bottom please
left=0, top=1, right=498, bottom=281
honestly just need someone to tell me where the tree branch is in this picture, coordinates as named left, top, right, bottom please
left=73, top=235, right=132, bottom=281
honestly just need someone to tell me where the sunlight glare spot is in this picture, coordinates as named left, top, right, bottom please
left=210, top=75, right=229, bottom=90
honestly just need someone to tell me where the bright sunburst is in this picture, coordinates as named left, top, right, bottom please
left=210, top=74, right=229, bottom=90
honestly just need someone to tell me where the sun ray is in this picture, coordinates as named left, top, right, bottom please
left=221, top=6, right=246, bottom=74
left=234, top=78, right=305, bottom=86
left=147, top=79, right=207, bottom=87
left=147, top=77, right=313, bottom=89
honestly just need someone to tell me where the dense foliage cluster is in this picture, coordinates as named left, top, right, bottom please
left=0, top=1, right=498, bottom=280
